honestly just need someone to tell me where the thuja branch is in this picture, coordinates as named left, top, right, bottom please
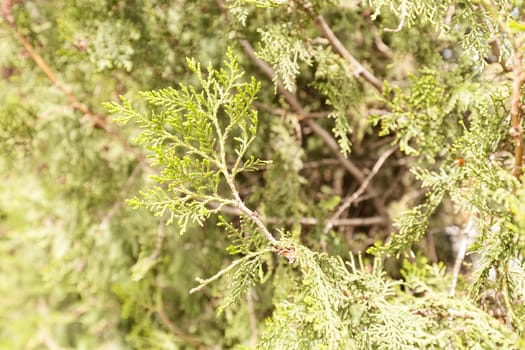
left=106, top=51, right=280, bottom=244
left=236, top=36, right=389, bottom=219
left=225, top=175, right=278, bottom=243
left=189, top=249, right=271, bottom=294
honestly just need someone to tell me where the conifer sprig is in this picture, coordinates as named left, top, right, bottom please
left=105, top=49, right=274, bottom=241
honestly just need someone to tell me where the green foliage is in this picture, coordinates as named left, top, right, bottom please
left=87, top=19, right=141, bottom=72
left=3, top=0, right=525, bottom=349
left=372, top=68, right=471, bottom=160
left=313, top=47, right=362, bottom=156
left=257, top=23, right=313, bottom=91
left=253, top=120, right=306, bottom=221
left=105, top=50, right=267, bottom=234
left=367, top=0, right=516, bottom=61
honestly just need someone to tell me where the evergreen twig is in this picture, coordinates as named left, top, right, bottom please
left=189, top=249, right=270, bottom=294
left=221, top=168, right=278, bottom=243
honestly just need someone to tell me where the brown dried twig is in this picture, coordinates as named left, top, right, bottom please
left=510, top=36, right=525, bottom=179
left=301, top=4, right=384, bottom=93
left=253, top=101, right=330, bottom=120
left=207, top=201, right=386, bottom=227
left=323, top=147, right=396, bottom=233
left=1, top=5, right=145, bottom=162
left=156, top=301, right=208, bottom=350
left=2, top=13, right=108, bottom=130
left=242, top=38, right=388, bottom=218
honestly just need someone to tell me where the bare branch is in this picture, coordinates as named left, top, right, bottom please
left=253, top=101, right=330, bottom=120
left=311, top=15, right=384, bottom=93
left=207, top=202, right=386, bottom=227
left=3, top=16, right=108, bottom=129
left=324, top=147, right=396, bottom=233
left=156, top=300, right=208, bottom=349
left=237, top=35, right=389, bottom=219
left=214, top=0, right=389, bottom=226
left=371, top=25, right=394, bottom=58
left=510, top=36, right=525, bottom=179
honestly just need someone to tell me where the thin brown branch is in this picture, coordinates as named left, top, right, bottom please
left=3, top=17, right=108, bottom=130
left=301, top=158, right=342, bottom=168
left=224, top=172, right=278, bottom=244
left=324, top=147, right=396, bottom=233
left=156, top=302, right=208, bottom=349
left=309, top=14, right=383, bottom=93
left=510, top=36, right=525, bottom=179
left=207, top=202, right=386, bottom=227
left=238, top=36, right=389, bottom=218
left=253, top=101, right=330, bottom=120
left=2, top=8, right=145, bottom=163
left=371, top=25, right=394, bottom=59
